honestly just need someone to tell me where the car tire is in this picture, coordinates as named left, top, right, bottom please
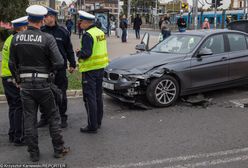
left=146, top=75, right=180, bottom=107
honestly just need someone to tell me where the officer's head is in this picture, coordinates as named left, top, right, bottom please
left=11, top=16, right=28, bottom=32
left=44, top=7, right=58, bottom=27
left=78, top=10, right=95, bottom=30
left=26, top=5, right=48, bottom=29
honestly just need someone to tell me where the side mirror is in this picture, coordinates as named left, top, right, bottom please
left=135, top=32, right=150, bottom=51
left=197, top=48, right=213, bottom=57
left=135, top=43, right=146, bottom=51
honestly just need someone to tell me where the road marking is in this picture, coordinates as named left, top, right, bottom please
left=163, top=155, right=248, bottom=168
left=97, top=147, right=248, bottom=168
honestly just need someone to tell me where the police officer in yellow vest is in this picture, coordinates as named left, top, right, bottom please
left=1, top=16, right=28, bottom=145
left=76, top=11, right=109, bottom=133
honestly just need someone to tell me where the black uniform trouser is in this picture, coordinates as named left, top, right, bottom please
left=40, top=69, right=68, bottom=122
left=82, top=69, right=104, bottom=130
left=20, top=80, right=64, bottom=154
left=2, top=77, right=23, bottom=142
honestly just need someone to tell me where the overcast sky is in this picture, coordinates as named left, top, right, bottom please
left=59, top=0, right=232, bottom=9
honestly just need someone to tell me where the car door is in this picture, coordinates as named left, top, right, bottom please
left=227, top=33, right=248, bottom=81
left=190, top=34, right=229, bottom=88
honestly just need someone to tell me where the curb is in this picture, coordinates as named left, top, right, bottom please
left=0, top=90, right=83, bottom=103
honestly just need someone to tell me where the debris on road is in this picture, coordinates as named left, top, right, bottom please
left=181, top=94, right=213, bottom=108
left=229, top=98, right=248, bottom=108
left=121, top=116, right=126, bottom=119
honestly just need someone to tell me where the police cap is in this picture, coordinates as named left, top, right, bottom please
left=11, top=16, right=28, bottom=28
left=26, top=5, right=48, bottom=21
left=78, top=10, right=95, bottom=21
left=45, top=7, right=58, bottom=16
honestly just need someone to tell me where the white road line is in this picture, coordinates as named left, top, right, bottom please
left=164, top=155, right=248, bottom=168
left=97, top=147, right=248, bottom=168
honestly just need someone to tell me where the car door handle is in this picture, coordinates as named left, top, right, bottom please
left=221, top=57, right=227, bottom=61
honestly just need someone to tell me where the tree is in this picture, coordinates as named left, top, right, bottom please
left=0, top=0, right=29, bottom=22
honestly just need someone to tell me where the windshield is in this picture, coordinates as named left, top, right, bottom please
left=151, top=34, right=202, bottom=54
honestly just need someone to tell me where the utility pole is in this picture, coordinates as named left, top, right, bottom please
left=192, top=0, right=198, bottom=29
left=117, top=0, right=120, bottom=38
left=214, top=0, right=217, bottom=28
left=128, top=0, right=131, bottom=24
left=155, top=0, right=158, bottom=29
left=49, top=0, right=55, bottom=9
left=244, top=0, right=248, bottom=19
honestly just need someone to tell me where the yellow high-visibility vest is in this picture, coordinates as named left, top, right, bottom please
left=78, top=27, right=109, bottom=72
left=1, top=35, right=13, bottom=77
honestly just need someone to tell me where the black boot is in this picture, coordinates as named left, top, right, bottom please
left=37, top=119, right=48, bottom=128
left=60, top=118, right=68, bottom=128
left=54, top=147, right=70, bottom=158
left=30, top=152, right=40, bottom=162
left=80, top=126, right=97, bottom=133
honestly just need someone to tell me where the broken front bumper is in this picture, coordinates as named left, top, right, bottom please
left=102, top=78, right=145, bottom=103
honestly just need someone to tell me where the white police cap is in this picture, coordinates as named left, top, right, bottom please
left=26, top=5, right=48, bottom=21
left=78, top=10, right=95, bottom=20
left=45, top=6, right=59, bottom=16
left=11, top=16, right=28, bottom=28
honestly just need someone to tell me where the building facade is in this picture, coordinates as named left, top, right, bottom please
left=29, top=0, right=61, bottom=10
left=76, top=0, right=118, bottom=16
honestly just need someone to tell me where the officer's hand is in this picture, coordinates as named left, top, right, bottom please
left=15, top=84, right=20, bottom=88
left=75, top=49, right=80, bottom=58
left=68, top=67, right=75, bottom=74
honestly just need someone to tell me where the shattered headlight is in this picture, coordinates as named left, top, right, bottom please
left=125, top=74, right=149, bottom=80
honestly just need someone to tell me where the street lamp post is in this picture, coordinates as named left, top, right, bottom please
left=128, top=0, right=131, bottom=24
left=117, top=0, right=120, bottom=38
left=154, top=0, right=158, bottom=30
left=214, top=0, right=217, bottom=28
left=245, top=0, right=248, bottom=19
left=192, top=0, right=198, bottom=30
left=49, top=0, right=55, bottom=9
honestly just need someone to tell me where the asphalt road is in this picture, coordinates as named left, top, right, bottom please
left=1, top=86, right=248, bottom=167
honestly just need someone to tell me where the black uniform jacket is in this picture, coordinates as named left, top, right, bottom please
left=41, top=24, right=76, bottom=69
left=9, top=26, right=64, bottom=82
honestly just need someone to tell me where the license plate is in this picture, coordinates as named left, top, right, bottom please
left=102, top=82, right=114, bottom=90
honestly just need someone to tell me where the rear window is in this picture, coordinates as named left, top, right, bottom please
left=227, top=33, right=247, bottom=51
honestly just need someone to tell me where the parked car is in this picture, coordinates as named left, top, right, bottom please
left=103, top=29, right=248, bottom=107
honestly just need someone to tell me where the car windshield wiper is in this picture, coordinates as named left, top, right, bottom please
left=151, top=51, right=171, bottom=54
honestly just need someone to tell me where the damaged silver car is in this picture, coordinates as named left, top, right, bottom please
left=103, top=29, right=248, bottom=107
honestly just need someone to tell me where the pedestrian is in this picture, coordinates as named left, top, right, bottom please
left=120, top=15, right=128, bottom=42
left=202, top=18, right=210, bottom=29
left=159, top=16, right=165, bottom=29
left=158, top=24, right=171, bottom=42
left=95, top=18, right=102, bottom=29
left=159, top=14, right=171, bottom=30
left=65, top=16, right=73, bottom=36
left=76, top=10, right=109, bottom=133
left=38, top=7, right=76, bottom=128
left=9, top=5, right=69, bottom=162
left=1, top=16, right=28, bottom=146
left=133, top=14, right=142, bottom=39
left=177, top=15, right=187, bottom=32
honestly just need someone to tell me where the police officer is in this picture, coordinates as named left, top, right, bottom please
left=76, top=11, right=109, bottom=133
left=1, top=16, right=28, bottom=146
left=38, top=7, right=76, bottom=128
left=9, top=5, right=69, bottom=162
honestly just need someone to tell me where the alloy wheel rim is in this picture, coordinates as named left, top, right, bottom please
left=155, top=79, right=176, bottom=105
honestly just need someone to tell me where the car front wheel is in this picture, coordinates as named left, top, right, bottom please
left=146, top=75, right=179, bottom=107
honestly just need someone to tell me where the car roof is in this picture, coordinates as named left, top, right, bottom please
left=173, top=29, right=247, bottom=37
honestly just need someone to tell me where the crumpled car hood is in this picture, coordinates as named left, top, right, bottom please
left=106, top=52, right=186, bottom=74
